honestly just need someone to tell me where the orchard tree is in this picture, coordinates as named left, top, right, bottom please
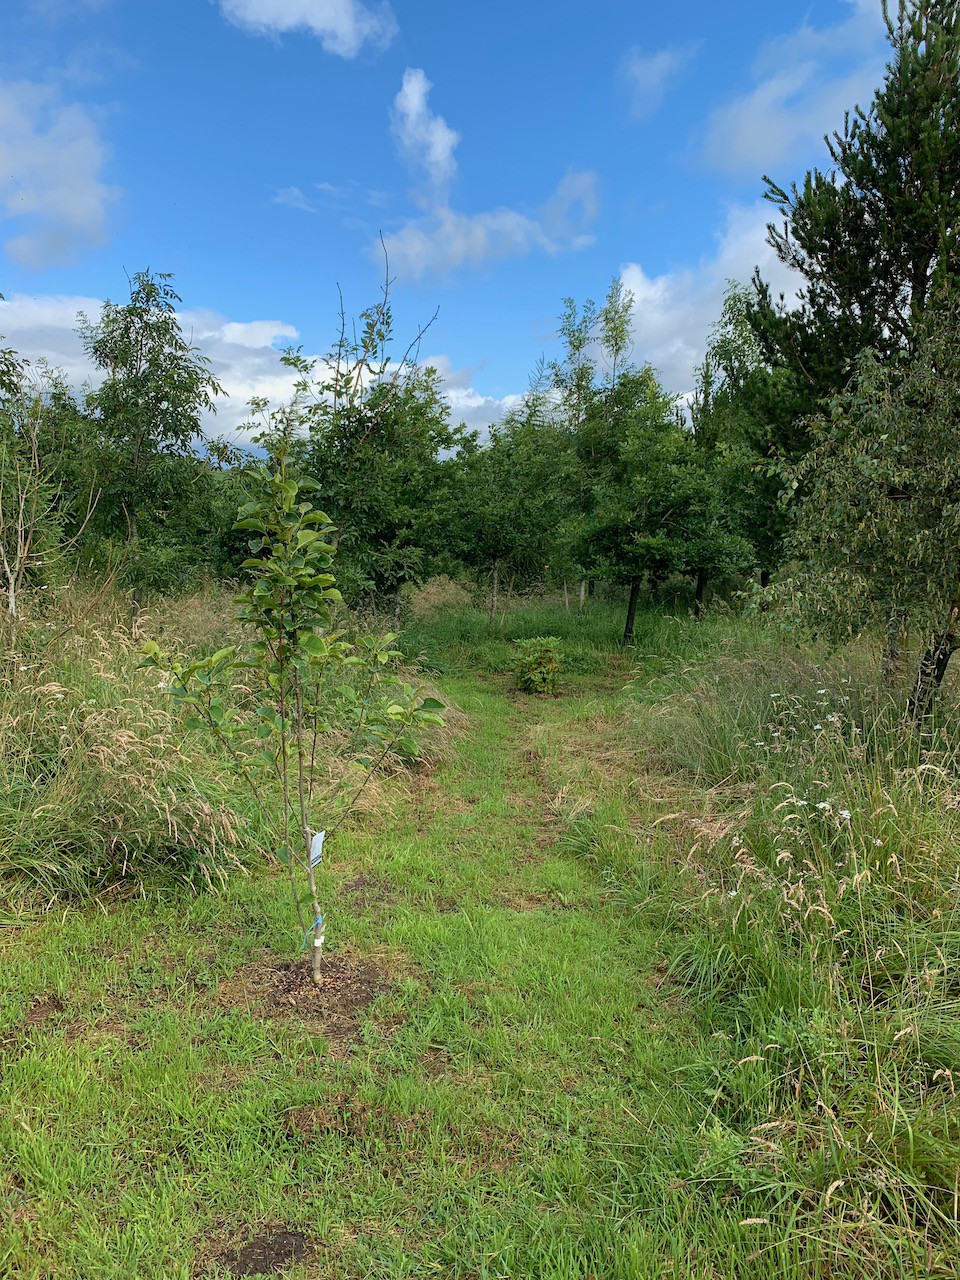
left=787, top=291, right=960, bottom=719
left=582, top=367, right=752, bottom=641
left=80, top=270, right=224, bottom=613
left=250, top=279, right=462, bottom=611
left=447, top=395, right=578, bottom=622
left=550, top=280, right=751, bottom=639
left=292, top=364, right=468, bottom=607
left=691, top=283, right=794, bottom=581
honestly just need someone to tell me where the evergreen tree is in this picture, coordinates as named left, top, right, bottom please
left=750, top=0, right=960, bottom=420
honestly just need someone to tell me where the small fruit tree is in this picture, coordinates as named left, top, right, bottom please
left=142, top=443, right=443, bottom=982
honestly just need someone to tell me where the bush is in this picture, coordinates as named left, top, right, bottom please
left=512, top=636, right=563, bottom=694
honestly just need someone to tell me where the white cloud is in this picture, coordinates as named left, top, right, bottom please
left=620, top=201, right=804, bottom=396
left=0, top=79, right=118, bottom=269
left=272, top=184, right=316, bottom=212
left=0, top=293, right=304, bottom=439
left=624, top=44, right=696, bottom=120
left=704, top=0, right=888, bottom=173
left=0, top=292, right=514, bottom=441
left=391, top=68, right=460, bottom=197
left=382, top=172, right=598, bottom=280
left=382, top=68, right=598, bottom=279
left=218, top=0, right=396, bottom=58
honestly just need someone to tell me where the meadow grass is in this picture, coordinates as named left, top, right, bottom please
left=1, top=593, right=958, bottom=1276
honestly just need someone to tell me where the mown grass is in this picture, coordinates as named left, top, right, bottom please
left=2, top=592, right=958, bottom=1276
left=1, top=647, right=709, bottom=1278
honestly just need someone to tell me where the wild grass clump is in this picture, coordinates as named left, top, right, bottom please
left=628, top=625, right=960, bottom=1274
left=0, top=622, right=252, bottom=902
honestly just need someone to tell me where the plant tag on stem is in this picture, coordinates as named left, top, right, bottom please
left=310, top=830, right=325, bottom=868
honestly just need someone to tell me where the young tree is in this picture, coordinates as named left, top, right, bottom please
left=0, top=348, right=98, bottom=643
left=143, top=444, right=442, bottom=982
left=787, top=291, right=960, bottom=719
left=80, top=270, right=224, bottom=617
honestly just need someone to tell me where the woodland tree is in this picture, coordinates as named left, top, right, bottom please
left=750, top=0, right=960, bottom=423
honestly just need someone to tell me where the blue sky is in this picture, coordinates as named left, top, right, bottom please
left=0, top=0, right=891, bottom=437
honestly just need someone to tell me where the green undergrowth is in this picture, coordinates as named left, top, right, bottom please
left=1, top=652, right=710, bottom=1279
left=397, top=600, right=625, bottom=677
left=616, top=619, right=960, bottom=1276
left=2, top=599, right=959, bottom=1276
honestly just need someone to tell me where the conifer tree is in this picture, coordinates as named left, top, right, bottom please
left=750, top=0, right=960, bottom=416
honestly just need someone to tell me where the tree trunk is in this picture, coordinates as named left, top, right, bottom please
left=622, top=580, right=640, bottom=647
left=563, top=579, right=570, bottom=611
left=488, top=560, right=499, bottom=629
left=499, top=574, right=515, bottom=629
left=578, top=579, right=587, bottom=611
left=881, top=608, right=905, bottom=686
left=128, top=508, right=141, bottom=639
left=908, top=600, right=960, bottom=724
left=694, top=569, right=707, bottom=621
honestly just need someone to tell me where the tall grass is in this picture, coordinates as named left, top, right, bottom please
left=0, top=604, right=258, bottom=903
left=399, top=595, right=630, bottom=676
left=627, top=623, right=960, bottom=1275
left=0, top=583, right=446, bottom=905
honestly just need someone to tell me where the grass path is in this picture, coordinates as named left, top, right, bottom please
left=0, top=666, right=711, bottom=1279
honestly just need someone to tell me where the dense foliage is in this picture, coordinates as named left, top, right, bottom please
left=1, top=2, right=959, bottom=701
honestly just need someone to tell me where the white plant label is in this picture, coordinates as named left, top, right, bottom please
left=310, top=830, right=326, bottom=868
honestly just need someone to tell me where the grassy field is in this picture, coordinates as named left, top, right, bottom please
left=2, top=597, right=959, bottom=1277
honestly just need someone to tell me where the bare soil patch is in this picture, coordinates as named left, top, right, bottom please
left=339, top=874, right=395, bottom=908
left=282, top=1094, right=424, bottom=1144
left=1, top=993, right=67, bottom=1059
left=213, top=1227, right=312, bottom=1277
left=215, top=952, right=395, bottom=1051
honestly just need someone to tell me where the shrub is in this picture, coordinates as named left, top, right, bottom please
left=512, top=636, right=563, bottom=694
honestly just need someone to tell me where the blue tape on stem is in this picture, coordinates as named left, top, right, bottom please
left=301, top=916, right=324, bottom=950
